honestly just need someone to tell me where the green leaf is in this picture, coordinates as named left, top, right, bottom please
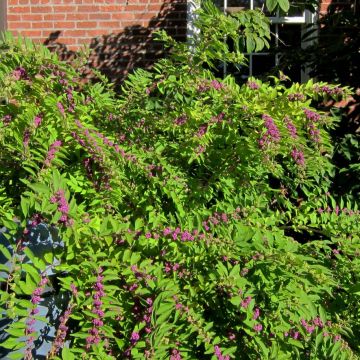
left=266, top=0, right=277, bottom=12
left=62, top=347, right=75, bottom=360
left=278, top=0, right=290, bottom=12
left=0, top=244, right=12, bottom=261
left=20, top=197, right=29, bottom=218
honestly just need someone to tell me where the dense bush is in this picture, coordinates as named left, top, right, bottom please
left=0, top=4, right=359, bottom=359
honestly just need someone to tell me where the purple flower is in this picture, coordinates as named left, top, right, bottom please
left=287, top=93, right=305, bottom=101
left=34, top=115, right=42, bottom=128
left=284, top=117, right=297, bottom=138
left=2, top=115, right=12, bottom=126
left=174, top=115, right=187, bottom=126
left=130, top=331, right=140, bottom=343
left=170, top=349, right=182, bottom=360
left=291, top=148, right=305, bottom=166
left=23, top=129, right=31, bottom=147
left=304, top=108, right=320, bottom=122
left=57, top=102, right=65, bottom=115
left=13, top=67, right=28, bottom=80
left=45, top=140, right=62, bottom=167
left=241, top=296, right=252, bottom=309
left=253, top=323, right=263, bottom=332
left=259, top=114, right=281, bottom=148
left=50, top=190, right=71, bottom=226
left=253, top=308, right=260, bottom=320
left=247, top=81, right=259, bottom=90
left=211, top=80, right=225, bottom=91
left=196, top=124, right=208, bottom=137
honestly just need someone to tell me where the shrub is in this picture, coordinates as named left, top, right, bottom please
left=0, top=4, right=359, bottom=359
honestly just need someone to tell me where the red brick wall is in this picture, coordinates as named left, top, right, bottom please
left=6, top=0, right=187, bottom=83
left=7, top=0, right=186, bottom=49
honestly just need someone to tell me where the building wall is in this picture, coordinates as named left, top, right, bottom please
left=6, top=0, right=187, bottom=83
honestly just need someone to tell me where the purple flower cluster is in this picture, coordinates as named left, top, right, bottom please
left=34, top=114, right=42, bottom=128
left=146, top=164, right=163, bottom=178
left=210, top=112, right=225, bottom=124
left=86, top=268, right=106, bottom=349
left=253, top=307, right=260, bottom=320
left=284, top=117, right=298, bottom=138
left=304, top=108, right=321, bottom=122
left=50, top=189, right=72, bottom=226
left=304, top=109, right=321, bottom=143
left=170, top=349, right=182, bottom=360
left=258, top=114, right=281, bottom=148
left=24, top=276, right=48, bottom=360
left=246, top=81, right=259, bottom=90
left=13, top=67, right=29, bottom=81
left=318, top=206, right=360, bottom=216
left=241, top=296, right=252, bottom=309
left=314, top=85, right=343, bottom=96
left=195, top=145, right=206, bottom=155
left=214, top=345, right=230, bottom=360
left=174, top=115, right=187, bottom=126
left=253, top=323, right=263, bottom=333
left=51, top=305, right=73, bottom=355
left=23, top=129, right=31, bottom=147
left=197, top=79, right=225, bottom=92
left=2, top=114, right=12, bottom=126
left=57, top=102, right=65, bottom=116
left=284, top=329, right=300, bottom=340
left=291, top=148, right=305, bottom=166
left=287, top=93, right=305, bottom=102
left=65, top=86, right=75, bottom=113
left=196, top=123, right=208, bottom=137
left=45, top=140, right=62, bottom=167
left=211, top=80, right=225, bottom=91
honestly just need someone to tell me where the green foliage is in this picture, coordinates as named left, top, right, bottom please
left=0, top=5, right=359, bottom=360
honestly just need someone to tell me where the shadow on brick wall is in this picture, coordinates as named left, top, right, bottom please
left=44, top=0, right=187, bottom=87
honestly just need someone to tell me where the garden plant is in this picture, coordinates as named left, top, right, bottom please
left=0, top=2, right=359, bottom=359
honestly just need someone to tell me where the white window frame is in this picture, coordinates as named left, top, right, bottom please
left=186, top=0, right=318, bottom=82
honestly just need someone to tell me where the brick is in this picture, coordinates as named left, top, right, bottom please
left=76, top=21, right=98, bottom=28
left=31, top=6, right=53, bottom=13
left=76, top=5, right=100, bottom=12
left=125, top=4, right=147, bottom=11
left=32, top=22, right=54, bottom=29
left=53, top=21, right=76, bottom=29
left=89, top=13, right=112, bottom=20
left=7, top=14, right=22, bottom=21
left=22, top=14, right=43, bottom=21
left=63, top=29, right=88, bottom=37
left=148, top=4, right=163, bottom=11
left=101, top=5, right=125, bottom=11
left=9, top=21, right=32, bottom=29
left=44, top=14, right=66, bottom=21
left=30, top=0, right=52, bottom=4
left=53, top=5, right=77, bottom=12
left=18, top=0, right=30, bottom=4
left=86, top=29, right=111, bottom=37
left=112, top=12, right=135, bottom=20
left=8, top=6, right=28, bottom=13
left=19, top=29, right=43, bottom=37
left=98, top=21, right=121, bottom=28
left=66, top=13, right=89, bottom=20
left=120, top=20, right=144, bottom=27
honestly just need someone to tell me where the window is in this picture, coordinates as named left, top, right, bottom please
left=187, top=0, right=317, bottom=82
